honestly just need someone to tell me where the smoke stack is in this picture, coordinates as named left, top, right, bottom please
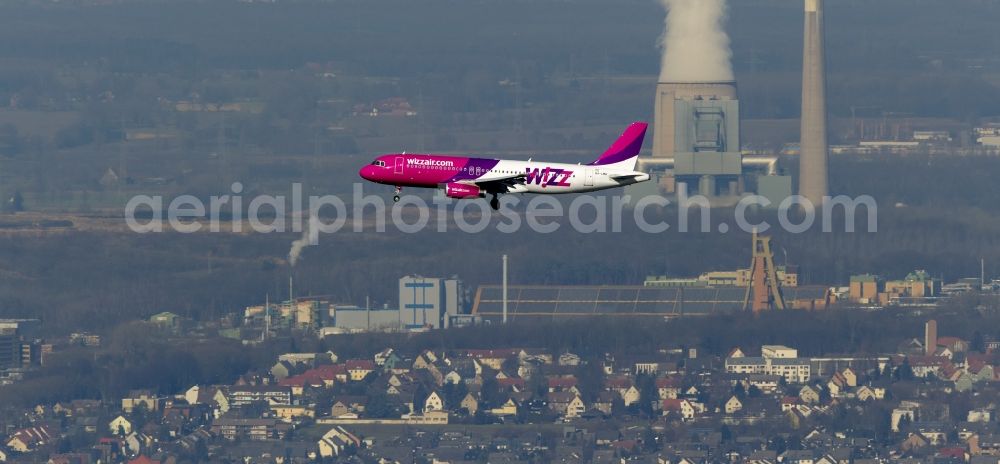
left=799, top=0, right=829, bottom=207
left=924, top=319, right=937, bottom=356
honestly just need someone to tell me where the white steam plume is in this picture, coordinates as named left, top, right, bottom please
left=658, top=0, right=734, bottom=82
left=288, top=216, right=321, bottom=267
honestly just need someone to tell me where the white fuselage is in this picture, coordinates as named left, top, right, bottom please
left=476, top=159, right=649, bottom=194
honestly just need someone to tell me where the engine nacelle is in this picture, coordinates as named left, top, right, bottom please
left=445, top=182, right=483, bottom=199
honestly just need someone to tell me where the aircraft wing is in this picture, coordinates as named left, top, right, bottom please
left=472, top=173, right=527, bottom=194
left=609, top=172, right=651, bottom=184
left=610, top=173, right=645, bottom=180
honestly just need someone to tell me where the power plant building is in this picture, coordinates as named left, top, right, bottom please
left=653, top=81, right=742, bottom=196
left=643, top=79, right=792, bottom=206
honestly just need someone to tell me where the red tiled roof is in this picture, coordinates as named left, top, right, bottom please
left=937, top=337, right=967, bottom=348
left=610, top=439, right=638, bottom=451
left=604, top=376, right=634, bottom=389
left=497, top=377, right=526, bottom=388
left=655, top=376, right=682, bottom=388
left=937, top=447, right=966, bottom=458
left=345, top=360, right=375, bottom=370
left=906, top=355, right=951, bottom=367
left=278, top=373, right=325, bottom=388
left=128, top=456, right=161, bottom=464
left=662, top=399, right=686, bottom=410
left=547, top=376, right=578, bottom=388
left=9, top=425, right=55, bottom=448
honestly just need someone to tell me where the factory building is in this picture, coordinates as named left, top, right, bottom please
left=470, top=284, right=829, bottom=323
left=847, top=270, right=941, bottom=306
left=0, top=319, right=40, bottom=370
left=398, top=276, right=464, bottom=330
left=245, top=276, right=468, bottom=336
left=645, top=266, right=799, bottom=289
left=328, top=305, right=401, bottom=332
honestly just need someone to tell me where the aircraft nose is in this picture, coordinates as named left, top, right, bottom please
left=359, top=165, right=373, bottom=180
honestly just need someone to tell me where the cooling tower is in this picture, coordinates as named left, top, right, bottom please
left=652, top=81, right=738, bottom=157
left=798, top=0, right=829, bottom=206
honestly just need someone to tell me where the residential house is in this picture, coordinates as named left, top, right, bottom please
left=211, top=417, right=289, bottom=441
left=5, top=426, right=56, bottom=453
left=548, top=392, right=586, bottom=418
left=318, top=426, right=360, bottom=458
left=109, top=416, right=133, bottom=436
left=663, top=399, right=696, bottom=420
left=937, top=336, right=969, bottom=353
left=779, top=449, right=816, bottom=464
left=374, top=348, right=396, bottom=367
left=558, top=352, right=581, bottom=366
left=747, top=450, right=778, bottom=464
left=901, top=432, right=930, bottom=452
left=424, top=391, right=445, bottom=413
left=725, top=357, right=811, bottom=383
left=592, top=391, right=615, bottom=415
left=270, top=361, right=295, bottom=380
left=330, top=397, right=367, bottom=418
left=781, top=397, right=802, bottom=412
left=855, top=386, right=885, bottom=402
left=227, top=385, right=291, bottom=406
left=656, top=376, right=682, bottom=400
left=123, top=432, right=153, bottom=457
left=490, top=399, right=518, bottom=417
left=122, top=390, right=162, bottom=413
left=345, top=359, right=375, bottom=381
left=460, top=393, right=479, bottom=414
left=841, top=368, right=858, bottom=387
left=799, top=385, right=821, bottom=404
left=892, top=403, right=920, bottom=432
left=956, top=372, right=975, bottom=392
left=547, top=376, right=579, bottom=394
left=743, top=374, right=782, bottom=393
left=724, top=396, right=743, bottom=414
left=906, top=355, right=951, bottom=378
left=496, top=376, right=526, bottom=392
left=606, top=376, right=640, bottom=406
left=270, top=404, right=315, bottom=422
left=465, top=349, right=517, bottom=370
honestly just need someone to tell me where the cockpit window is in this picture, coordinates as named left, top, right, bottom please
left=370, top=160, right=386, bottom=167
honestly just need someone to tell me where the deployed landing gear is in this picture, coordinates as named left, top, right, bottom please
left=490, top=194, right=500, bottom=211
left=393, top=186, right=402, bottom=203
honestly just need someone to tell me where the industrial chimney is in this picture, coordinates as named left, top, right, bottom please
left=798, top=0, right=829, bottom=207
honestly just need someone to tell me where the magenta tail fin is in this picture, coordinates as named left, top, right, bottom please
left=589, top=122, right=648, bottom=166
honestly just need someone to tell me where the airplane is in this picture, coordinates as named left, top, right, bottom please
left=358, top=121, right=650, bottom=210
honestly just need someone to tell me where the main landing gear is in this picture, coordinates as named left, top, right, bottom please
left=490, top=194, right=499, bottom=211
left=393, top=186, right=401, bottom=203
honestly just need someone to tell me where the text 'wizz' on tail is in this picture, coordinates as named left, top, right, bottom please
left=588, top=121, right=648, bottom=169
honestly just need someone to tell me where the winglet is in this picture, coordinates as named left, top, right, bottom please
left=589, top=122, right=648, bottom=166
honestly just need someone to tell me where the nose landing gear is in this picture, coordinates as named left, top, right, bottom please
left=393, top=186, right=402, bottom=203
